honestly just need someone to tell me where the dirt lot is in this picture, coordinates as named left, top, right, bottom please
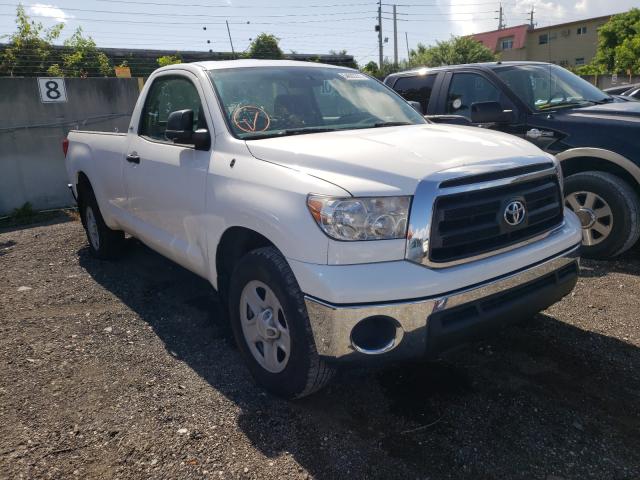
left=1, top=215, right=639, bottom=480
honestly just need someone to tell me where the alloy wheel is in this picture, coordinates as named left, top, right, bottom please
left=565, top=191, right=613, bottom=246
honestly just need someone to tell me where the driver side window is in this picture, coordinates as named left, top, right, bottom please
left=139, top=76, right=206, bottom=141
left=446, top=73, right=509, bottom=119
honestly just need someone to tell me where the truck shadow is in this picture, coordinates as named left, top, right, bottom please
left=578, top=242, right=640, bottom=278
left=78, top=240, right=640, bottom=479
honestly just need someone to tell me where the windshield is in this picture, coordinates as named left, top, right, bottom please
left=208, top=66, right=426, bottom=139
left=493, top=64, right=610, bottom=111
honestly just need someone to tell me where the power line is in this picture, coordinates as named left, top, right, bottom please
left=0, top=3, right=376, bottom=18
left=92, top=0, right=376, bottom=8
left=0, top=12, right=376, bottom=25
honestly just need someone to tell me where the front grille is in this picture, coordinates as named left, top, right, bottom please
left=429, top=174, right=564, bottom=263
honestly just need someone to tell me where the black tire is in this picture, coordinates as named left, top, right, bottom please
left=564, top=171, right=640, bottom=259
left=79, top=184, right=125, bottom=260
left=228, top=246, right=335, bottom=398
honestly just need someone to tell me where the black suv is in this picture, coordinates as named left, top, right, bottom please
left=385, top=62, right=640, bottom=259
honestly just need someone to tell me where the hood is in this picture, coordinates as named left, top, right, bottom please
left=566, top=99, right=640, bottom=119
left=245, top=124, right=553, bottom=196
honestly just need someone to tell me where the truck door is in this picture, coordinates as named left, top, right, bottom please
left=124, top=72, right=212, bottom=271
left=439, top=71, right=523, bottom=137
left=389, top=72, right=441, bottom=115
left=491, top=66, right=561, bottom=152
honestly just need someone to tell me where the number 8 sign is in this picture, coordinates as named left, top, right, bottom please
left=37, top=77, right=68, bottom=103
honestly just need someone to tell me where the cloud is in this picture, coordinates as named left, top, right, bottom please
left=575, top=0, right=588, bottom=12
left=443, top=1, right=489, bottom=36
left=29, top=3, right=73, bottom=23
left=515, top=0, right=566, bottom=24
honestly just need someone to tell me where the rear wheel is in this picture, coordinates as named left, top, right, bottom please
left=564, top=171, right=640, bottom=259
left=79, top=185, right=125, bottom=259
left=228, top=246, right=335, bottom=398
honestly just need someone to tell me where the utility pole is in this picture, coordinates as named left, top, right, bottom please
left=496, top=3, right=505, bottom=30
left=528, top=6, right=536, bottom=29
left=377, top=0, right=383, bottom=69
left=393, top=4, right=398, bottom=67
left=405, top=31, right=410, bottom=61
left=226, top=20, right=236, bottom=59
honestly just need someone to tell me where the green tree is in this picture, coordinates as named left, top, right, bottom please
left=157, top=55, right=182, bottom=67
left=47, top=27, right=112, bottom=77
left=0, top=5, right=63, bottom=76
left=244, top=33, right=283, bottom=59
left=408, top=36, right=496, bottom=67
left=360, top=59, right=404, bottom=79
left=613, top=34, right=640, bottom=74
left=592, top=8, right=640, bottom=73
left=362, top=60, right=379, bottom=76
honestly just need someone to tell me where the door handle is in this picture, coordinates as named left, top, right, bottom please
left=126, top=153, right=140, bottom=164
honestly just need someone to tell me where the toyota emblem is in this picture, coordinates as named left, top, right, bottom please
left=504, top=200, right=526, bottom=226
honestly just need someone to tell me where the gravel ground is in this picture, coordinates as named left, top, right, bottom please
left=1, top=215, right=639, bottom=480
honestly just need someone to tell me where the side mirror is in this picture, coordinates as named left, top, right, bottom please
left=407, top=100, right=424, bottom=114
left=192, top=129, right=211, bottom=151
left=166, top=109, right=194, bottom=143
left=165, top=109, right=210, bottom=150
left=470, top=101, right=512, bottom=124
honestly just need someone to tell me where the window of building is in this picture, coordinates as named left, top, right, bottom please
left=559, top=60, right=569, bottom=67
left=500, top=37, right=514, bottom=50
left=575, top=57, right=585, bottom=66
left=577, top=26, right=587, bottom=35
left=392, top=74, right=437, bottom=113
left=539, top=33, right=548, bottom=45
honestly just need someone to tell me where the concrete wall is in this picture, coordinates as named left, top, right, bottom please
left=580, top=75, right=640, bottom=90
left=0, top=77, right=140, bottom=215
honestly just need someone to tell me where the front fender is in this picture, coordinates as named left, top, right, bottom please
left=203, top=156, right=350, bottom=286
left=556, top=147, right=640, bottom=185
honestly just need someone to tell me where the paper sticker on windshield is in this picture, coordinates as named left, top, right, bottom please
left=338, top=72, right=368, bottom=81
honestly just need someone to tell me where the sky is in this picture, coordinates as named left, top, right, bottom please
left=0, top=0, right=638, bottom=66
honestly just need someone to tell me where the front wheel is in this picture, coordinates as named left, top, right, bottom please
left=564, top=171, right=640, bottom=259
left=228, top=246, right=335, bottom=398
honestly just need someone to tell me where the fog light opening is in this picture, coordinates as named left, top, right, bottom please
left=350, top=315, right=402, bottom=355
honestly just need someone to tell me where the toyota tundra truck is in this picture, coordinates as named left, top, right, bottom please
left=64, top=60, right=582, bottom=398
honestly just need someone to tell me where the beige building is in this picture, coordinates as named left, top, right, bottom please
left=472, top=14, right=613, bottom=68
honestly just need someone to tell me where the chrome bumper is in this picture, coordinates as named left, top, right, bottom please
left=304, top=243, right=580, bottom=361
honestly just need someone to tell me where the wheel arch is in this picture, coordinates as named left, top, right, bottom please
left=215, top=226, right=279, bottom=300
left=75, top=171, right=92, bottom=200
left=557, top=148, right=640, bottom=191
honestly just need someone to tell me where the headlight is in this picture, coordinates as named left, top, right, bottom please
left=307, top=195, right=411, bottom=241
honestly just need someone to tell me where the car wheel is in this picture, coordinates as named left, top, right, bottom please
left=80, top=185, right=125, bottom=259
left=228, top=246, right=335, bottom=398
left=564, top=171, right=640, bottom=259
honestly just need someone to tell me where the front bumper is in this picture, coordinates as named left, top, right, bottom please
left=304, top=243, right=580, bottom=362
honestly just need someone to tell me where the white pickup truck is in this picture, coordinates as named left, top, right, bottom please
left=65, top=60, right=582, bottom=398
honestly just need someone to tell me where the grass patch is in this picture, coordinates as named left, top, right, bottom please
left=0, top=203, right=77, bottom=229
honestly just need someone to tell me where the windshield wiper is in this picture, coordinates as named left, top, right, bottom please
left=282, top=127, right=337, bottom=135
left=372, top=121, right=413, bottom=127
left=537, top=100, right=592, bottom=111
left=245, top=127, right=337, bottom=140
left=592, top=97, right=614, bottom=104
